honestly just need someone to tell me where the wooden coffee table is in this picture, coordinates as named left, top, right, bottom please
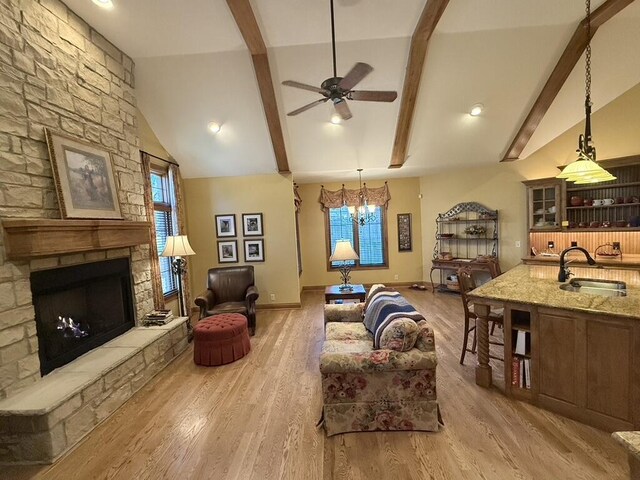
left=324, top=284, right=366, bottom=304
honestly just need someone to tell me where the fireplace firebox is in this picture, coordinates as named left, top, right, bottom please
left=31, top=258, right=136, bottom=375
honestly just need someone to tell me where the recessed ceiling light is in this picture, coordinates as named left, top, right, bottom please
left=469, top=103, right=483, bottom=117
left=91, top=0, right=114, bottom=9
left=330, top=114, right=342, bottom=125
left=207, top=122, right=221, bottom=134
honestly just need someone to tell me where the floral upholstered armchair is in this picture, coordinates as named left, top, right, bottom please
left=320, top=298, right=442, bottom=436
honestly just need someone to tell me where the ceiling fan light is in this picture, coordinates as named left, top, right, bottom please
left=469, top=104, right=483, bottom=116
left=330, top=113, right=342, bottom=125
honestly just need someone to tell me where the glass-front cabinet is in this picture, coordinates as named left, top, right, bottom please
left=523, top=178, right=564, bottom=231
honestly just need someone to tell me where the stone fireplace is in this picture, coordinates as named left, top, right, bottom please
left=0, top=0, right=189, bottom=465
left=31, top=257, right=136, bottom=375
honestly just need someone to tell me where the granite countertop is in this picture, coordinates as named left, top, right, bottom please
left=468, top=264, right=640, bottom=319
left=612, top=431, right=640, bottom=461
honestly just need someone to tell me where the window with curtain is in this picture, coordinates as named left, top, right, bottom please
left=326, top=205, right=387, bottom=268
left=151, top=171, right=178, bottom=297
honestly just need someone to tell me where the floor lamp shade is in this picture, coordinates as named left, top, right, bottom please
left=160, top=235, right=195, bottom=257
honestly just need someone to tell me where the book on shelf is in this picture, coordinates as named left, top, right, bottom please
left=524, top=358, right=531, bottom=390
left=511, top=357, right=520, bottom=387
left=515, top=330, right=528, bottom=356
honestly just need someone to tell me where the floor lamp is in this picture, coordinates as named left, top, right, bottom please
left=161, top=235, right=195, bottom=323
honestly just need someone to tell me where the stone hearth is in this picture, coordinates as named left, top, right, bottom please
left=0, top=317, right=188, bottom=464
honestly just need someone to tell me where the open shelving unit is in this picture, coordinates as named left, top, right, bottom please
left=505, top=308, right=534, bottom=401
left=430, top=202, right=500, bottom=293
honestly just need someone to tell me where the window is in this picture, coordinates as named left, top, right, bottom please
left=326, top=206, right=387, bottom=269
left=151, top=171, right=178, bottom=297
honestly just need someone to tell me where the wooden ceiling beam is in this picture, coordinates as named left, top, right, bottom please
left=389, top=0, right=450, bottom=169
left=501, top=0, right=635, bottom=162
left=226, top=0, right=290, bottom=173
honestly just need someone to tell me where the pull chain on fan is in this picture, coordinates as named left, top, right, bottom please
left=282, top=0, right=398, bottom=121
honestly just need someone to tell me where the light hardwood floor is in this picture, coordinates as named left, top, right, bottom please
left=5, top=289, right=627, bottom=480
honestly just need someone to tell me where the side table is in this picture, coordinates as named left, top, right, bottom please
left=324, top=284, right=366, bottom=304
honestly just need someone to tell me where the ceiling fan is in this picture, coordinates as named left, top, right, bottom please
left=282, top=0, right=398, bottom=121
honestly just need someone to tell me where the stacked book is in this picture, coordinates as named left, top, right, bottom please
left=512, top=328, right=531, bottom=389
left=143, top=309, right=173, bottom=326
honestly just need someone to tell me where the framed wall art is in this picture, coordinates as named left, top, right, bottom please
left=44, top=129, right=122, bottom=219
left=397, top=213, right=412, bottom=252
left=217, top=240, right=238, bottom=263
left=215, top=214, right=236, bottom=238
left=242, top=213, right=263, bottom=236
left=244, top=239, right=265, bottom=262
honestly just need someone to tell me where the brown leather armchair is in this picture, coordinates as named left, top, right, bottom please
left=194, top=266, right=259, bottom=335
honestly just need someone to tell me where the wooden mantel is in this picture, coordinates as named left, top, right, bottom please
left=1, top=219, right=151, bottom=260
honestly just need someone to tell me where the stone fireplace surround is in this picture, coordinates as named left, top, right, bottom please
left=0, top=242, right=190, bottom=465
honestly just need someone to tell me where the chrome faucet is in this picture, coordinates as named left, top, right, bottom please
left=558, top=246, right=596, bottom=282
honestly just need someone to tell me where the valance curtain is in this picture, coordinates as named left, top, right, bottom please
left=318, top=182, right=391, bottom=211
left=141, top=152, right=165, bottom=310
left=168, top=164, right=192, bottom=315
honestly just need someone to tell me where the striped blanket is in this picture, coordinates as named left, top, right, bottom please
left=363, top=291, right=425, bottom=348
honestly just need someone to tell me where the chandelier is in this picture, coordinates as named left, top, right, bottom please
left=556, top=0, right=615, bottom=185
left=347, top=169, right=376, bottom=226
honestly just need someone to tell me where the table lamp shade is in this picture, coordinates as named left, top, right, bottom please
left=330, top=240, right=359, bottom=262
left=161, top=235, right=196, bottom=257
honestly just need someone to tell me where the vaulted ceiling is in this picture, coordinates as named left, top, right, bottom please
left=64, top=0, right=640, bottom=183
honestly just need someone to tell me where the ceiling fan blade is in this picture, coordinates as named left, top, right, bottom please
left=282, top=80, right=328, bottom=95
left=287, top=98, right=329, bottom=116
left=334, top=98, right=352, bottom=121
left=348, top=90, right=398, bottom=102
left=338, top=62, right=373, bottom=91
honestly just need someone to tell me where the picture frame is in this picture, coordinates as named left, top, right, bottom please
left=244, top=239, right=265, bottom=262
left=215, top=214, right=236, bottom=238
left=397, top=213, right=412, bottom=252
left=217, top=240, right=238, bottom=263
left=242, top=213, right=263, bottom=236
left=44, top=129, right=122, bottom=219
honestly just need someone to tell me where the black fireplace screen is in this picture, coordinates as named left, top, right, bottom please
left=31, top=257, right=136, bottom=375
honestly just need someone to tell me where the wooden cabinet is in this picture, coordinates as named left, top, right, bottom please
left=523, top=178, right=564, bottom=231
left=503, top=305, right=640, bottom=432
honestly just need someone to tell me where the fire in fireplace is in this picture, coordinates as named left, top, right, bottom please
left=30, top=257, right=136, bottom=375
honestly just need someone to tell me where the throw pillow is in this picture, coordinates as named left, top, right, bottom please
left=379, top=317, right=419, bottom=351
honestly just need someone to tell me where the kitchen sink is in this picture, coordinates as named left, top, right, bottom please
left=559, top=278, right=627, bottom=297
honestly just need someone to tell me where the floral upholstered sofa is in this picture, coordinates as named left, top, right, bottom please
left=320, top=296, right=442, bottom=436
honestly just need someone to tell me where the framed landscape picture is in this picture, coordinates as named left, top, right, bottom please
left=397, top=213, right=412, bottom=252
left=215, top=214, right=236, bottom=238
left=44, top=129, right=122, bottom=219
left=242, top=213, right=263, bottom=236
left=244, top=239, right=265, bottom=262
left=217, top=240, right=238, bottom=263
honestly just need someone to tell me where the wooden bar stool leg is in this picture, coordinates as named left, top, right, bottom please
left=460, top=315, right=471, bottom=365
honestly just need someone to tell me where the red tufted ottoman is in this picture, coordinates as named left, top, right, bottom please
left=193, top=313, right=251, bottom=366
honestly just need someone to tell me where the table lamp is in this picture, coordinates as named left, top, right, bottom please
left=330, top=240, right=359, bottom=290
left=161, top=235, right=195, bottom=318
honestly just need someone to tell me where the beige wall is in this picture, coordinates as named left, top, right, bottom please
left=297, top=177, right=423, bottom=287
left=183, top=174, right=300, bottom=305
left=419, top=82, right=640, bottom=277
left=138, top=110, right=171, bottom=160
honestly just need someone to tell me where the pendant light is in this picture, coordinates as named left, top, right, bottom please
left=556, top=0, right=616, bottom=184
